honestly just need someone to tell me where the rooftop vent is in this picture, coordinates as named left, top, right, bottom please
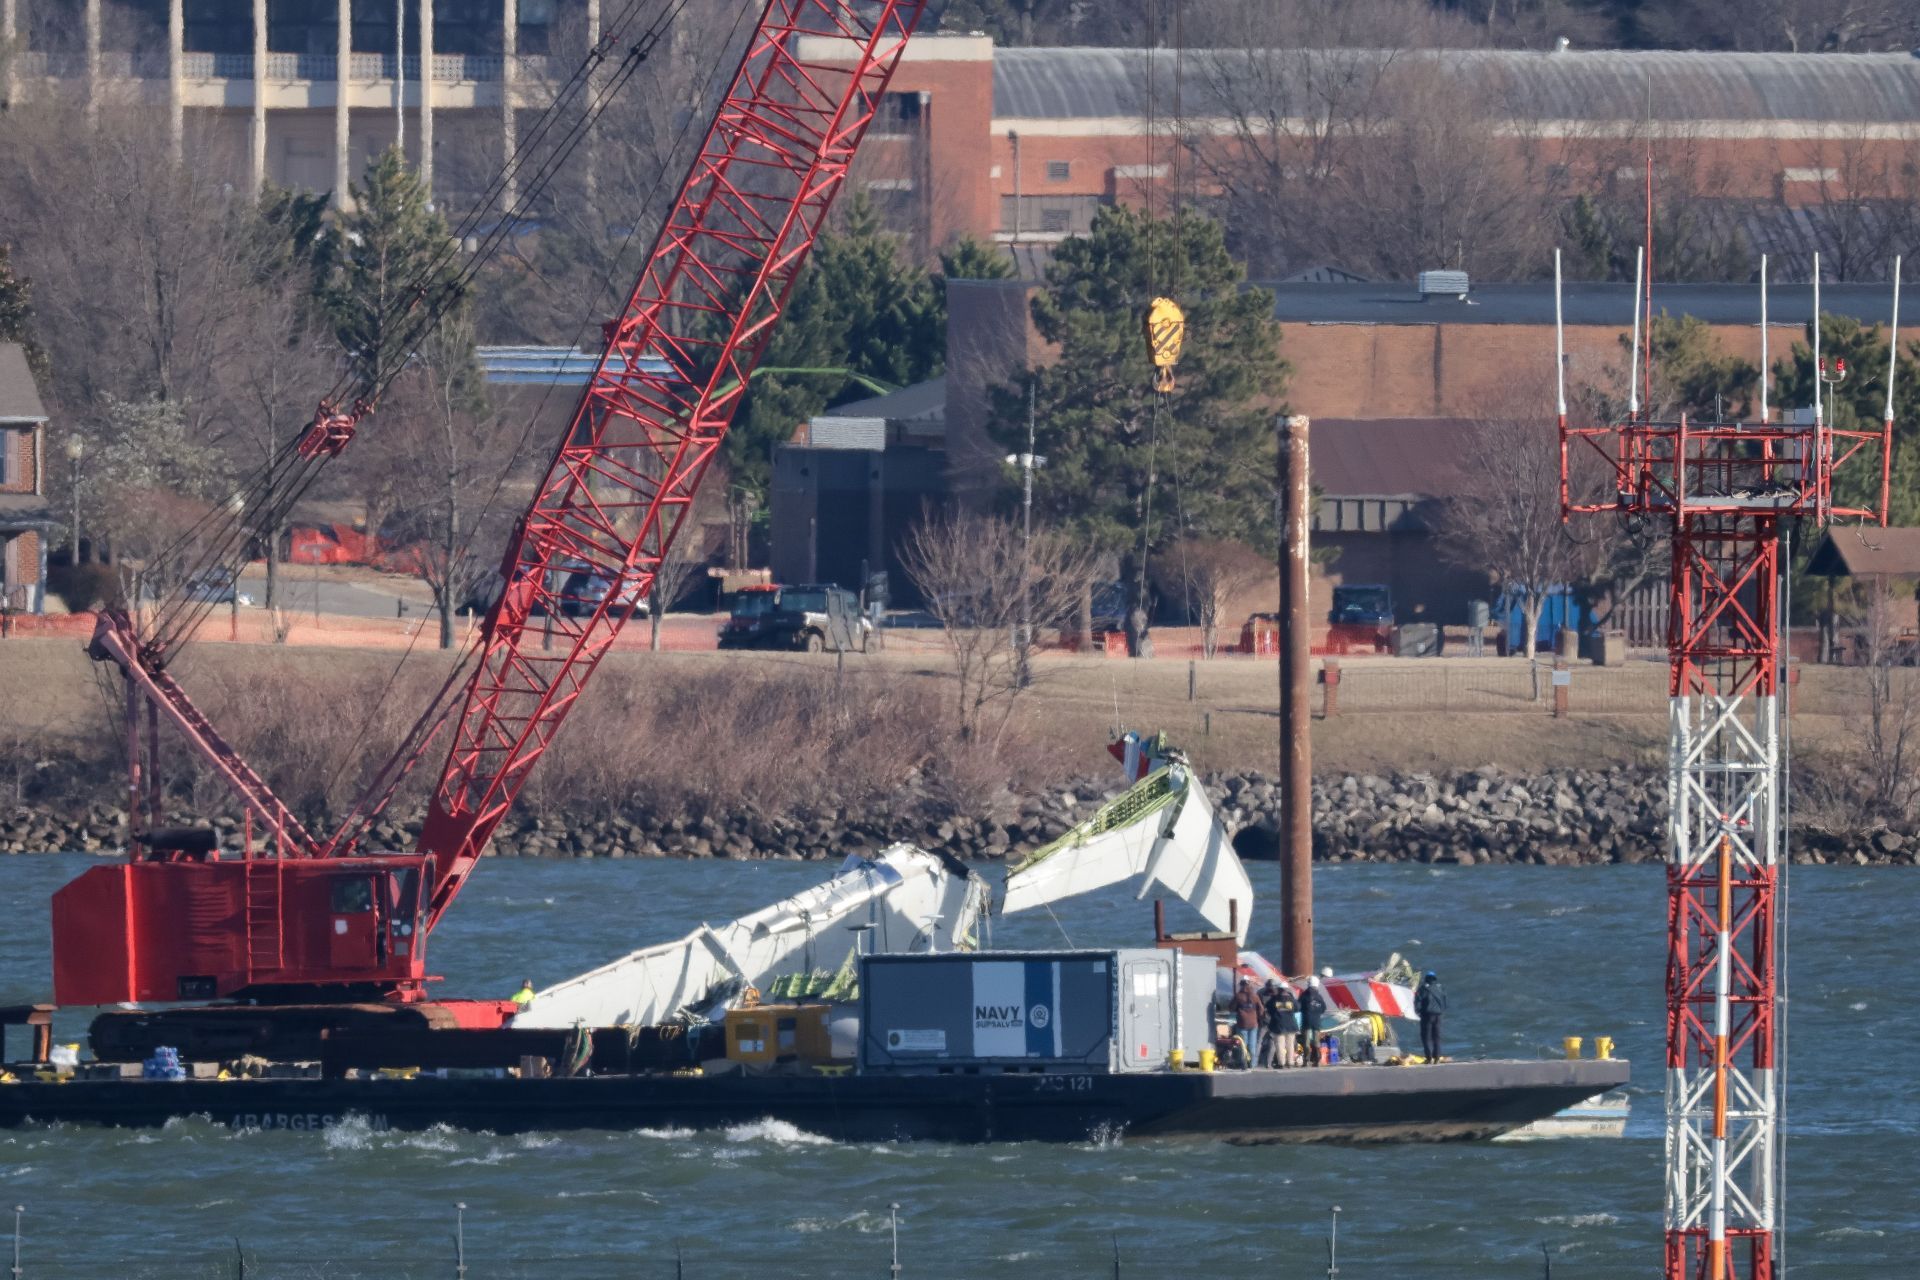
left=1417, top=270, right=1470, bottom=301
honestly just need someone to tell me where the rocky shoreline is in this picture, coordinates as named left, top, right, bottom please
left=2, top=766, right=1910, bottom=866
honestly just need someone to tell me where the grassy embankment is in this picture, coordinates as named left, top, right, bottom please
left=0, top=635, right=1886, bottom=824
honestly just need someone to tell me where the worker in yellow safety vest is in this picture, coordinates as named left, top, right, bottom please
left=511, top=979, right=536, bottom=1011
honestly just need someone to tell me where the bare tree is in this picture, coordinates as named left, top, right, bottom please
left=1796, top=131, right=1920, bottom=283
left=1433, top=405, right=1593, bottom=661
left=1154, top=537, right=1272, bottom=658
left=1636, top=0, right=1919, bottom=53
left=210, top=290, right=341, bottom=621
left=902, top=511, right=1101, bottom=744
left=0, top=96, right=268, bottom=428
left=365, top=318, right=528, bottom=649
left=1856, top=578, right=1920, bottom=823
left=1184, top=5, right=1563, bottom=281
left=648, top=487, right=723, bottom=651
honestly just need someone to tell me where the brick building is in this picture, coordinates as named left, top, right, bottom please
left=933, top=274, right=1904, bottom=628
left=0, top=344, right=55, bottom=615
left=9, top=5, right=1918, bottom=243
left=813, top=39, right=1920, bottom=255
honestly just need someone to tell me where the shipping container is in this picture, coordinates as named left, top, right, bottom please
left=858, top=949, right=1205, bottom=1075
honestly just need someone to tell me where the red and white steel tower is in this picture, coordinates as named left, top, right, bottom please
left=1558, top=250, right=1901, bottom=1279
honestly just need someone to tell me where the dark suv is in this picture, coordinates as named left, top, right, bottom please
left=718, top=584, right=866, bottom=652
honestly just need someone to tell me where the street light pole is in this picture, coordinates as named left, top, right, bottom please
left=62, top=436, right=83, bottom=566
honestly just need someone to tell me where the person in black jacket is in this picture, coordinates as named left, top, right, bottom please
left=1261, top=980, right=1299, bottom=1067
left=1415, top=971, right=1447, bottom=1063
left=1299, top=976, right=1328, bottom=1065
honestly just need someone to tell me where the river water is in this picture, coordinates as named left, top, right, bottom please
left=0, top=854, right=1910, bottom=1278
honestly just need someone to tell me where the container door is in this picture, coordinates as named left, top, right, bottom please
left=327, top=875, right=380, bottom=971
left=1120, top=960, right=1170, bottom=1071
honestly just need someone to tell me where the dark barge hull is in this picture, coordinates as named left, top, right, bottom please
left=0, top=1059, right=1629, bottom=1143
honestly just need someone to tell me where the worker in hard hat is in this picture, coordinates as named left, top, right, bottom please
left=511, top=978, right=536, bottom=1011
left=1299, top=976, right=1328, bottom=1066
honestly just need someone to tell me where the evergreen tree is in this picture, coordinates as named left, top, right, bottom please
left=1604, top=313, right=1758, bottom=422
left=327, top=148, right=471, bottom=397
left=1772, top=316, right=1920, bottom=524
left=726, top=194, right=943, bottom=499
left=938, top=236, right=1015, bottom=282
left=993, top=205, right=1289, bottom=606
left=257, top=184, right=339, bottom=308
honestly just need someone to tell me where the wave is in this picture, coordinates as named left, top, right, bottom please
left=721, top=1118, right=834, bottom=1146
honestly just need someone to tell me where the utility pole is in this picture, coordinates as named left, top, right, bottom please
left=1278, top=413, right=1314, bottom=976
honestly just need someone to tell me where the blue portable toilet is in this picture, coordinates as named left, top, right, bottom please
left=1500, top=586, right=1585, bottom=652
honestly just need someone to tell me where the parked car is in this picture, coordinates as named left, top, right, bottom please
left=718, top=583, right=865, bottom=652
left=182, top=568, right=252, bottom=607
left=558, top=567, right=649, bottom=619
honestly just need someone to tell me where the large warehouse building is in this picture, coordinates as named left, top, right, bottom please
left=6, top=3, right=1918, bottom=247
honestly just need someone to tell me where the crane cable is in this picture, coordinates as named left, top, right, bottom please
left=321, top=0, right=769, bottom=855
left=147, top=0, right=680, bottom=654
left=141, top=0, right=691, bottom=658
left=142, top=21, right=668, bottom=656
left=1136, top=0, right=1158, bottom=638
left=147, top=0, right=670, bottom=593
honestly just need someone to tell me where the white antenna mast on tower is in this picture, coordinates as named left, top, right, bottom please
left=1758, top=254, right=1769, bottom=425
left=1887, top=258, right=1903, bottom=428
left=1554, top=249, right=1567, bottom=424
left=1629, top=246, right=1644, bottom=419
left=1812, top=253, right=1823, bottom=427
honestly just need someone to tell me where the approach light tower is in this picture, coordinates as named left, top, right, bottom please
left=1556, top=250, right=1900, bottom=1280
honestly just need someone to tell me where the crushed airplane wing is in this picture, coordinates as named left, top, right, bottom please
left=1001, top=762, right=1253, bottom=943
left=513, top=845, right=988, bottom=1030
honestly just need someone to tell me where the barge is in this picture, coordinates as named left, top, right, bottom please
left=20, top=735, right=1629, bottom=1144
left=0, top=1058, right=1629, bottom=1144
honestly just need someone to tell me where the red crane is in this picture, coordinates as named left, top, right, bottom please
left=51, top=0, right=929, bottom=1038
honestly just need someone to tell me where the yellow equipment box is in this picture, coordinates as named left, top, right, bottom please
left=724, top=1004, right=833, bottom=1065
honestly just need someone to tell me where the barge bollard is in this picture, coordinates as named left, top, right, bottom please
left=1563, top=1036, right=1583, bottom=1060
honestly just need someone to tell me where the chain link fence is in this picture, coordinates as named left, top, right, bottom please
left=1329, top=663, right=1664, bottom=715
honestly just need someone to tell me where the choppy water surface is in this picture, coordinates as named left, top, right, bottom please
left=0, top=855, right=1911, bottom=1278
